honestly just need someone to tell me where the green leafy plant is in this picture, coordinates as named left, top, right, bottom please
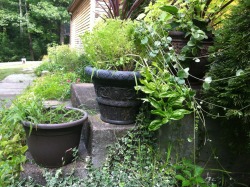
left=81, top=19, right=141, bottom=71
left=0, top=103, right=27, bottom=186
left=203, top=0, right=250, bottom=123
left=174, top=159, right=207, bottom=187
left=135, top=65, right=194, bottom=131
left=142, top=0, right=234, bottom=57
left=9, top=94, right=83, bottom=125
left=29, top=72, right=80, bottom=100
left=35, top=44, right=91, bottom=82
left=202, top=0, right=250, bottom=153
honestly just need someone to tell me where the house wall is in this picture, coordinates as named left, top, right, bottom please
left=69, top=0, right=92, bottom=49
left=68, top=0, right=109, bottom=49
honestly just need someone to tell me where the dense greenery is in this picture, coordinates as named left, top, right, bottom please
left=81, top=19, right=140, bottom=71
left=0, top=0, right=249, bottom=186
left=202, top=0, right=250, bottom=153
left=0, top=0, right=71, bottom=61
left=35, top=45, right=90, bottom=83
left=29, top=72, right=79, bottom=100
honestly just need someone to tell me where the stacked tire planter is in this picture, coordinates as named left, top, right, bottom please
left=21, top=107, right=88, bottom=168
left=85, top=66, right=141, bottom=125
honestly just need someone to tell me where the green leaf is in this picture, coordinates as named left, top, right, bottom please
left=182, top=180, right=191, bottom=186
left=236, top=69, right=244, bottom=76
left=149, top=120, right=163, bottom=131
left=154, top=41, right=161, bottom=47
left=139, top=86, right=154, bottom=94
left=195, top=176, right=205, bottom=184
left=204, top=76, right=212, bottom=83
left=176, top=77, right=185, bottom=85
left=151, top=110, right=167, bottom=117
left=183, top=170, right=192, bottom=178
left=194, top=166, right=204, bottom=177
left=175, top=174, right=185, bottom=181
left=136, top=13, right=146, bottom=20
left=141, top=37, right=148, bottom=44
left=177, top=69, right=189, bottom=78
left=187, top=40, right=195, bottom=46
left=162, top=117, right=169, bottom=124
left=202, top=82, right=210, bottom=90
left=171, top=109, right=191, bottom=120
left=148, top=98, right=161, bottom=109
left=160, top=5, right=178, bottom=15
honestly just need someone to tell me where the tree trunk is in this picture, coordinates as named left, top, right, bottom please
left=19, top=0, right=23, bottom=36
left=24, top=0, right=34, bottom=60
left=60, top=22, right=65, bottom=45
left=28, top=33, right=34, bottom=60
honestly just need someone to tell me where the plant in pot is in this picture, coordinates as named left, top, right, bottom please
left=13, top=96, right=88, bottom=168
left=81, top=19, right=142, bottom=125
left=140, top=0, right=235, bottom=85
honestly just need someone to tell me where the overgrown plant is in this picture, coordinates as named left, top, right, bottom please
left=202, top=0, right=250, bottom=153
left=142, top=0, right=234, bottom=57
left=134, top=17, right=201, bottom=131
left=35, top=44, right=91, bottom=82
left=135, top=65, right=194, bottom=131
left=30, top=72, right=80, bottom=100
left=81, top=19, right=141, bottom=71
left=0, top=103, right=27, bottom=186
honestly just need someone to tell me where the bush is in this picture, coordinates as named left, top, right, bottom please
left=81, top=19, right=139, bottom=71
left=204, top=0, right=250, bottom=123
left=30, top=72, right=80, bottom=100
left=203, top=0, right=250, bottom=152
left=35, top=44, right=91, bottom=82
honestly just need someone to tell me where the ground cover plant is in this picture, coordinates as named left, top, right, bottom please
left=14, top=105, right=214, bottom=187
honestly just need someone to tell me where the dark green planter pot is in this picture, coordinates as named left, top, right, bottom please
left=85, top=66, right=141, bottom=125
left=21, top=107, right=88, bottom=168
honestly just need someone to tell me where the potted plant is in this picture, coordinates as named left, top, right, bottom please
left=15, top=97, right=88, bottom=168
left=140, top=0, right=234, bottom=84
left=81, top=19, right=142, bottom=125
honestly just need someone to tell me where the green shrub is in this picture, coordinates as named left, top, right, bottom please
left=203, top=0, right=250, bottom=123
left=203, top=0, right=250, bottom=152
left=30, top=72, right=80, bottom=100
left=0, top=103, right=27, bottom=186
left=35, top=44, right=91, bottom=82
left=81, top=19, right=139, bottom=71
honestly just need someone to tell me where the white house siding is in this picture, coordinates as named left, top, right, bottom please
left=69, top=0, right=91, bottom=49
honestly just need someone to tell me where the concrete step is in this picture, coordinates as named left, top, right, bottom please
left=20, top=84, right=135, bottom=184
left=71, top=83, right=135, bottom=167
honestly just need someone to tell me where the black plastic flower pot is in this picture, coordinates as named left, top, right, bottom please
left=169, top=31, right=213, bottom=85
left=85, top=66, right=142, bottom=125
left=21, top=107, right=88, bottom=168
